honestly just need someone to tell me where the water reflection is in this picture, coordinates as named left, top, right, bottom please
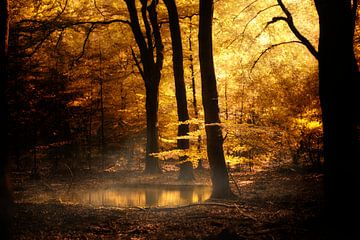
left=36, top=185, right=212, bottom=208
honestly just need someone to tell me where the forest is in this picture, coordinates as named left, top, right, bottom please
left=0, top=0, right=359, bottom=239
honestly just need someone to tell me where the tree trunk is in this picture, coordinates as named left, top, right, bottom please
left=163, top=0, right=190, bottom=151
left=199, top=0, right=234, bottom=199
left=0, top=0, right=12, bottom=238
left=315, top=0, right=359, bottom=236
left=163, top=0, right=193, bottom=179
left=125, top=0, right=163, bottom=174
left=144, top=82, right=162, bottom=174
left=99, top=48, right=105, bottom=169
left=188, top=16, right=203, bottom=170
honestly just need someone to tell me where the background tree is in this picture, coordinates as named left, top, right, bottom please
left=199, top=0, right=234, bottom=198
left=0, top=0, right=12, bottom=238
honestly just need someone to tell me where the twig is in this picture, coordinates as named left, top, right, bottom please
left=226, top=4, right=278, bottom=48
left=144, top=202, right=241, bottom=211
left=233, top=0, right=259, bottom=21
left=250, top=40, right=302, bottom=73
left=73, top=23, right=95, bottom=63
left=93, top=0, right=106, bottom=18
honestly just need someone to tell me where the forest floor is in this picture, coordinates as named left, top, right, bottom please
left=10, top=161, right=327, bottom=240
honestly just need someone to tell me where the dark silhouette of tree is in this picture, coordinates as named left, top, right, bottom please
left=0, top=0, right=12, bottom=238
left=315, top=0, right=359, bottom=237
left=125, top=0, right=163, bottom=174
left=199, top=0, right=234, bottom=198
left=163, top=0, right=193, bottom=180
left=163, top=0, right=189, bottom=150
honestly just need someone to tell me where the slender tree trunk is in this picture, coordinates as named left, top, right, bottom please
left=0, top=0, right=12, bottom=238
left=199, top=0, right=234, bottom=199
left=315, top=0, right=359, bottom=236
left=99, top=48, right=105, bottom=169
left=224, top=80, right=228, bottom=120
left=188, top=16, right=203, bottom=169
left=163, top=0, right=190, bottom=151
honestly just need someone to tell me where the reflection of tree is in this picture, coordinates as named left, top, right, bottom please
left=179, top=188, right=193, bottom=201
left=145, top=189, right=160, bottom=207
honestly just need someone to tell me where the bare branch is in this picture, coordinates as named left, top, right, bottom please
left=131, top=47, right=145, bottom=80
left=148, top=1, right=164, bottom=72
left=27, top=29, right=57, bottom=57
left=226, top=4, right=278, bottom=48
left=73, top=24, right=95, bottom=63
left=55, top=30, right=64, bottom=49
left=18, top=18, right=131, bottom=29
left=93, top=0, right=106, bottom=18
left=250, top=40, right=302, bottom=73
left=276, top=0, right=318, bottom=59
left=56, top=0, right=68, bottom=19
left=17, top=18, right=131, bottom=57
left=233, top=0, right=259, bottom=21
left=255, top=16, right=287, bottom=39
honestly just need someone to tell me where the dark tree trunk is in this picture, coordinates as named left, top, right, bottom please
left=188, top=17, right=203, bottom=170
left=0, top=0, right=12, bottom=238
left=199, top=0, right=234, bottom=199
left=163, top=0, right=193, bottom=179
left=163, top=0, right=190, bottom=151
left=125, top=0, right=163, bottom=174
left=315, top=0, right=359, bottom=236
left=99, top=48, right=105, bottom=169
left=144, top=82, right=162, bottom=174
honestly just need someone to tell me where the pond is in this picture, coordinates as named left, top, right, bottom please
left=29, top=184, right=212, bottom=208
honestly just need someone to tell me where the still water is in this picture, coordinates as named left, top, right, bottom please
left=34, top=185, right=212, bottom=208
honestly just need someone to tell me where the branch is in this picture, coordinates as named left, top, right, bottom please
left=276, top=0, right=318, bottom=59
left=18, top=18, right=131, bottom=29
left=140, top=0, right=153, bottom=52
left=256, top=16, right=287, bottom=38
left=226, top=4, right=278, bottom=48
left=124, top=0, right=148, bottom=63
left=131, top=47, right=145, bottom=80
left=73, top=24, right=95, bottom=63
left=148, top=1, right=164, bottom=72
left=93, top=0, right=106, bottom=18
left=55, top=0, right=68, bottom=19
left=250, top=40, right=302, bottom=73
left=17, top=18, right=131, bottom=57
left=55, top=29, right=64, bottom=50
left=233, top=0, right=259, bottom=21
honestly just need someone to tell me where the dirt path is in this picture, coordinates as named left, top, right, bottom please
left=10, top=166, right=326, bottom=239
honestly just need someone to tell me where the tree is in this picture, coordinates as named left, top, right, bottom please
left=125, top=0, right=163, bottom=174
left=0, top=0, right=12, bottom=238
left=163, top=0, right=193, bottom=180
left=314, top=0, right=359, bottom=236
left=199, top=0, right=234, bottom=198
